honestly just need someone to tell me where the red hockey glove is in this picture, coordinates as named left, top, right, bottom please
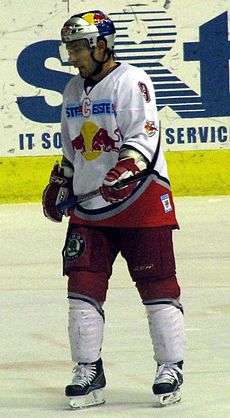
left=100, top=158, right=142, bottom=203
left=42, top=163, right=73, bottom=222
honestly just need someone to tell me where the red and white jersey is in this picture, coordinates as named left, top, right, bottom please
left=61, top=62, right=178, bottom=228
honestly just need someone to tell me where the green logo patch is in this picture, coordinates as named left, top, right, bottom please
left=65, top=233, right=85, bottom=260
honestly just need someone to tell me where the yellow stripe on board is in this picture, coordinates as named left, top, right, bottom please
left=0, top=156, right=61, bottom=204
left=0, top=150, right=229, bottom=204
left=166, top=149, right=230, bottom=196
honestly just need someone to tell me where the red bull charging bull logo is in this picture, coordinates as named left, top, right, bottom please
left=82, top=11, right=109, bottom=26
left=144, top=120, right=158, bottom=137
left=72, top=121, right=121, bottom=160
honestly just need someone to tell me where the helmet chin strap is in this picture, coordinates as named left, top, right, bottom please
left=90, top=48, right=112, bottom=77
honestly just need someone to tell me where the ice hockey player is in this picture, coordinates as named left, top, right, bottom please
left=42, top=10, right=185, bottom=409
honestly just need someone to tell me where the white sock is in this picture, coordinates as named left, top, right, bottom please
left=145, top=299, right=185, bottom=364
left=68, top=298, right=104, bottom=363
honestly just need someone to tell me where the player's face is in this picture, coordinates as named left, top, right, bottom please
left=66, top=40, right=97, bottom=78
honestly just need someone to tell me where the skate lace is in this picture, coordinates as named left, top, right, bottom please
left=154, top=364, right=181, bottom=385
left=72, top=363, right=97, bottom=388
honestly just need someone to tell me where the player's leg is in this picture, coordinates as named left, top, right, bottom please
left=120, top=227, right=185, bottom=407
left=63, top=225, right=119, bottom=409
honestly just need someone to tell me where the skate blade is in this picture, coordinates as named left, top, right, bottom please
left=68, top=389, right=105, bottom=409
left=153, top=389, right=181, bottom=407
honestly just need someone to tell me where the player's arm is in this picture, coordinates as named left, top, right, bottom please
left=115, top=70, right=159, bottom=160
left=101, top=71, right=158, bottom=203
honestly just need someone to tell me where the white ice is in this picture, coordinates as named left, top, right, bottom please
left=0, top=196, right=229, bottom=418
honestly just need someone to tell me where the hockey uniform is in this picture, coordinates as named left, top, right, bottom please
left=61, top=62, right=178, bottom=228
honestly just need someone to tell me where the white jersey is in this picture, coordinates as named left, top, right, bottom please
left=61, top=62, right=178, bottom=228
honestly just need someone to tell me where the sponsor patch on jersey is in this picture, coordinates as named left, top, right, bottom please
left=144, top=120, right=158, bottom=137
left=66, top=100, right=115, bottom=118
left=138, top=81, right=151, bottom=102
left=160, top=194, right=172, bottom=213
left=66, top=104, right=83, bottom=118
left=64, top=232, right=85, bottom=260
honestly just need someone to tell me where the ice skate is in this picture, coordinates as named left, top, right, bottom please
left=65, top=358, right=106, bottom=409
left=152, top=362, right=183, bottom=407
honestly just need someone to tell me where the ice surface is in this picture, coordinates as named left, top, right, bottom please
left=0, top=197, right=230, bottom=417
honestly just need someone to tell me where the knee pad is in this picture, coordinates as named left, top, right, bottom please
left=135, top=275, right=181, bottom=301
left=68, top=296, right=104, bottom=363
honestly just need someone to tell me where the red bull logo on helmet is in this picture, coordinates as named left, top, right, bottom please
left=82, top=11, right=110, bottom=26
left=72, top=121, right=121, bottom=160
